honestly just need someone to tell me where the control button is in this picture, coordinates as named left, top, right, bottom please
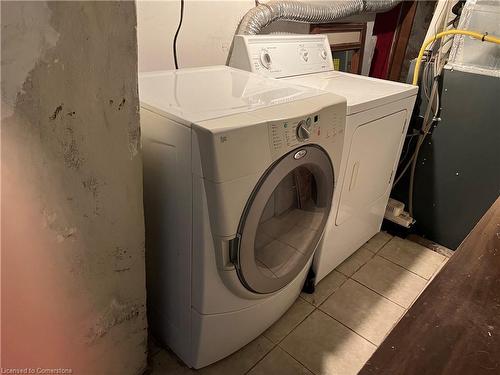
left=302, top=52, right=309, bottom=62
left=306, top=117, right=312, bottom=126
left=320, top=50, right=328, bottom=60
left=260, top=50, right=272, bottom=69
left=296, top=120, right=312, bottom=141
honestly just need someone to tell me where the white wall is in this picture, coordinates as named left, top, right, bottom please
left=137, top=0, right=254, bottom=71
left=137, top=0, right=375, bottom=73
left=2, top=2, right=147, bottom=374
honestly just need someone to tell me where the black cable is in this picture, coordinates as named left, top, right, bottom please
left=173, top=0, right=184, bottom=69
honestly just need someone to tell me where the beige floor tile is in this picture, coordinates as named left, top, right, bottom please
left=280, top=310, right=376, bottom=375
left=264, top=297, right=315, bottom=344
left=248, top=347, right=313, bottom=375
left=335, top=246, right=374, bottom=277
left=406, top=234, right=454, bottom=258
left=149, top=348, right=194, bottom=375
left=429, top=256, right=448, bottom=282
left=198, top=335, right=274, bottom=375
left=300, top=270, right=347, bottom=306
left=150, top=336, right=274, bottom=374
left=320, top=279, right=405, bottom=345
left=352, top=256, right=427, bottom=308
left=378, top=237, right=447, bottom=280
left=363, top=232, right=393, bottom=252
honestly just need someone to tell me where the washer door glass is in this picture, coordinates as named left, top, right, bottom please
left=234, top=145, right=334, bottom=294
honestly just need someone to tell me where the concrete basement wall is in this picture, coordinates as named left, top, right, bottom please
left=1, top=2, right=147, bottom=374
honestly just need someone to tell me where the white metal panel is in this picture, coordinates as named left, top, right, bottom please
left=336, top=110, right=407, bottom=225
left=229, top=34, right=417, bottom=114
left=138, top=65, right=322, bottom=123
left=190, top=257, right=311, bottom=368
left=141, top=109, right=193, bottom=362
left=229, top=34, right=333, bottom=78
left=284, top=71, right=417, bottom=115
left=313, top=198, right=385, bottom=282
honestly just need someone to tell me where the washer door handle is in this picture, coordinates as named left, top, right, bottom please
left=229, top=234, right=241, bottom=268
left=215, top=238, right=237, bottom=271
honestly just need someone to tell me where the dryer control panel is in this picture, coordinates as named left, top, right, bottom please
left=229, top=35, right=333, bottom=78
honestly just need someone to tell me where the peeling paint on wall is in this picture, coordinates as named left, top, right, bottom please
left=85, top=298, right=145, bottom=344
left=1, top=1, right=59, bottom=118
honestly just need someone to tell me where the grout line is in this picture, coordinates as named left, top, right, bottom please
left=268, top=302, right=317, bottom=345
left=298, top=295, right=310, bottom=303
left=347, top=278, right=409, bottom=311
left=372, top=253, right=430, bottom=282
left=277, top=308, right=381, bottom=375
left=277, top=338, right=320, bottom=375
left=248, top=236, right=428, bottom=374
left=243, top=343, right=278, bottom=375
left=317, top=308, right=380, bottom=347
left=300, top=273, right=348, bottom=308
left=249, top=305, right=318, bottom=375
left=377, top=237, right=449, bottom=281
left=275, top=308, right=324, bottom=375
left=375, top=252, right=430, bottom=281
left=317, top=275, right=409, bottom=348
left=349, top=277, right=410, bottom=310
left=368, top=235, right=394, bottom=254
left=252, top=275, right=410, bottom=375
left=327, top=249, right=416, bottom=310
left=336, top=248, right=378, bottom=279
left=251, top=235, right=424, bottom=374
left=311, top=274, right=349, bottom=308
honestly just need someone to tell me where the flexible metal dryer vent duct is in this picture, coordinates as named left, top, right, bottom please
left=237, top=0, right=401, bottom=35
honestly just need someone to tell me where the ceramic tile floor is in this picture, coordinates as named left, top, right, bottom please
left=147, top=232, right=450, bottom=375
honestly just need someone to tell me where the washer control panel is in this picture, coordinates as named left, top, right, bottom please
left=268, top=105, right=344, bottom=159
left=229, top=35, right=333, bottom=78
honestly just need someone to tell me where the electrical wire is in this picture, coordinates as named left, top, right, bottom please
left=406, top=29, right=500, bottom=215
left=412, top=29, right=500, bottom=86
left=396, top=3, right=500, bottom=217
left=393, top=75, right=440, bottom=188
left=422, top=59, right=432, bottom=102
left=398, top=135, right=416, bottom=167
left=408, top=78, right=440, bottom=215
left=173, top=0, right=185, bottom=69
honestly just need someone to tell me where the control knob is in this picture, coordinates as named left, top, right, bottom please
left=260, top=50, right=272, bottom=69
left=296, top=119, right=312, bottom=141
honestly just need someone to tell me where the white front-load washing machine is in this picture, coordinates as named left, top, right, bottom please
left=139, top=66, right=346, bottom=368
left=230, top=34, right=418, bottom=283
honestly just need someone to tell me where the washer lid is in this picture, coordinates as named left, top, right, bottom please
left=284, top=71, right=418, bottom=115
left=139, top=66, right=323, bottom=124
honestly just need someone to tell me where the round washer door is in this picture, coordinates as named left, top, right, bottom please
left=233, top=145, right=334, bottom=294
